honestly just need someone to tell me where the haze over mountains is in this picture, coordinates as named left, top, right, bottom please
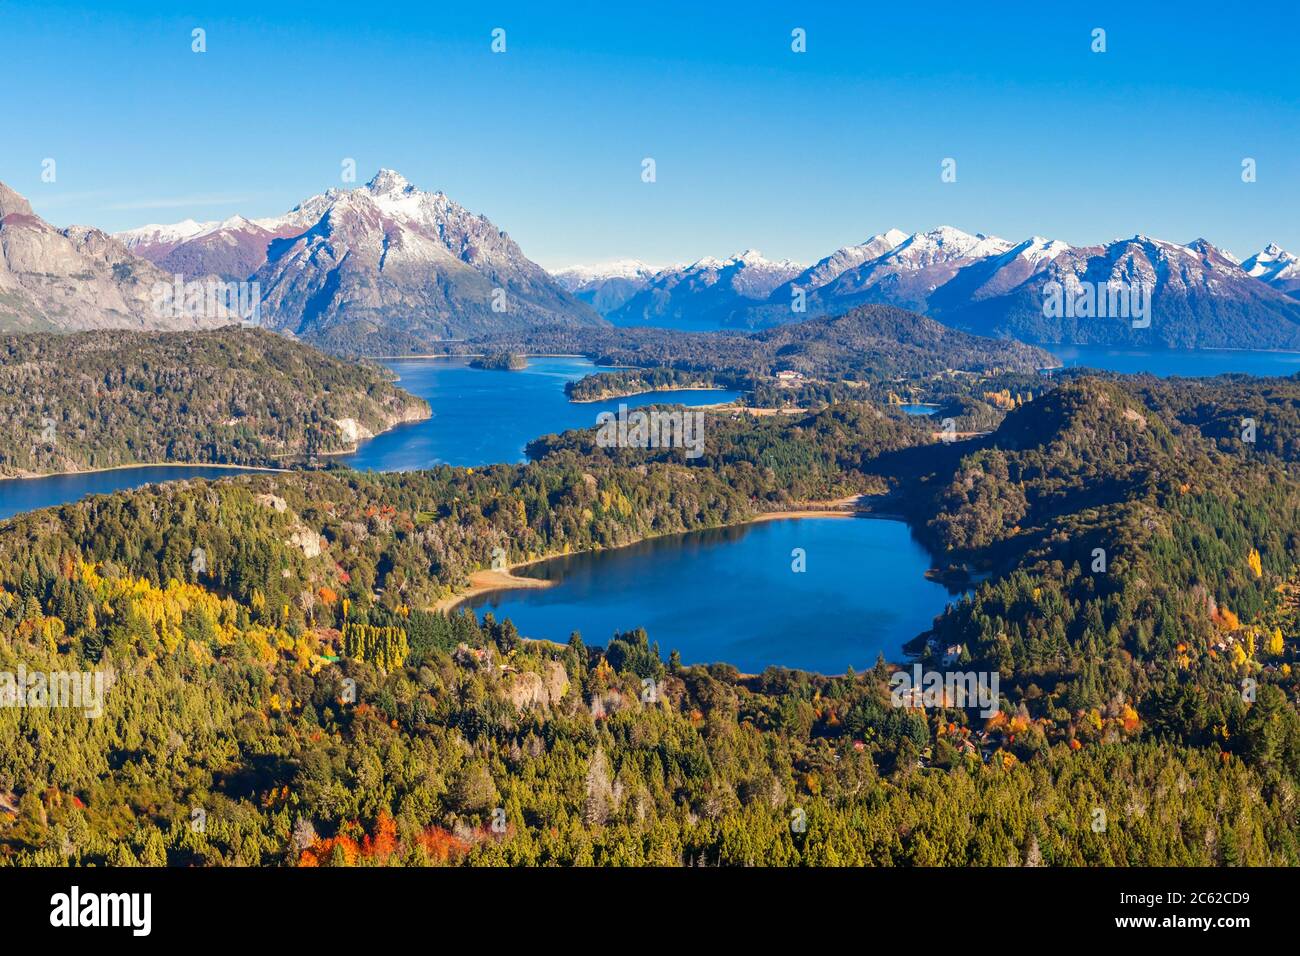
left=560, top=227, right=1300, bottom=348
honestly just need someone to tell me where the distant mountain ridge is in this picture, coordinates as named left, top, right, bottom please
left=590, top=249, right=804, bottom=331
left=562, top=227, right=1300, bottom=348
left=1242, top=242, right=1300, bottom=296
left=552, top=259, right=660, bottom=314
left=16, top=169, right=1300, bottom=352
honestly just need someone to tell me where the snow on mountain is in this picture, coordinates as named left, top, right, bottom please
left=116, top=218, right=215, bottom=254
left=553, top=259, right=659, bottom=289
left=601, top=249, right=802, bottom=329
left=1012, top=236, right=1072, bottom=265
left=247, top=170, right=601, bottom=350
left=792, top=226, right=1014, bottom=315
left=552, top=260, right=661, bottom=314
left=889, top=226, right=1013, bottom=264
left=778, top=229, right=910, bottom=296
left=934, top=233, right=1300, bottom=349
left=1242, top=243, right=1300, bottom=295
left=109, top=170, right=602, bottom=349
left=114, top=181, right=1300, bottom=345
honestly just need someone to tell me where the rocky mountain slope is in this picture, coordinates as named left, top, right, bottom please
left=0, top=181, right=232, bottom=333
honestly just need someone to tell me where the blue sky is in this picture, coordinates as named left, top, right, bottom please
left=2, top=1, right=1296, bottom=268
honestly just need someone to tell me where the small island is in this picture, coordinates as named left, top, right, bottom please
left=469, top=352, right=528, bottom=371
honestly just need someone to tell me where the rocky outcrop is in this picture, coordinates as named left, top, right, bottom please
left=501, top=660, right=570, bottom=711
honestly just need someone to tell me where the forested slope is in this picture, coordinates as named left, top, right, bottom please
left=0, top=329, right=429, bottom=476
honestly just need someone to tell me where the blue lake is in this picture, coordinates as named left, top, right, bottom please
left=463, top=516, right=960, bottom=675
left=1041, top=344, right=1300, bottom=378
left=343, top=356, right=739, bottom=471
left=0, top=356, right=736, bottom=520
left=0, top=465, right=273, bottom=522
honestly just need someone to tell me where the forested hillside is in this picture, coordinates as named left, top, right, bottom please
left=2, top=375, right=1300, bottom=865
left=0, top=329, right=429, bottom=476
left=458, top=305, right=1056, bottom=379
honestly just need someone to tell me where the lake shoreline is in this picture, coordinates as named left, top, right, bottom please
left=567, top=384, right=729, bottom=404
left=0, top=402, right=432, bottom=482
left=0, top=460, right=291, bottom=482
left=374, top=352, right=589, bottom=360
left=432, top=564, right=556, bottom=612
left=435, top=495, right=878, bottom=612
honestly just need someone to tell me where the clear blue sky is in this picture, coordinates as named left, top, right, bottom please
left=2, top=1, right=1296, bottom=268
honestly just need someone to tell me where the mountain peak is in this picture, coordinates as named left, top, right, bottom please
left=366, top=169, right=413, bottom=195
left=929, top=224, right=974, bottom=239
left=0, top=181, right=35, bottom=219
left=1242, top=242, right=1300, bottom=286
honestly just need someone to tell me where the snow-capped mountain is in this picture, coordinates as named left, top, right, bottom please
left=119, top=215, right=302, bottom=283
left=1242, top=243, right=1300, bottom=297
left=0, top=180, right=232, bottom=333
left=804, top=226, right=1015, bottom=314
left=117, top=170, right=601, bottom=350
left=940, top=235, right=1300, bottom=348
left=782, top=229, right=911, bottom=295
left=554, top=259, right=659, bottom=287
left=553, top=259, right=660, bottom=313
left=589, top=224, right=1300, bottom=347
left=604, top=249, right=803, bottom=330
left=116, top=218, right=216, bottom=254
left=923, top=235, right=1074, bottom=316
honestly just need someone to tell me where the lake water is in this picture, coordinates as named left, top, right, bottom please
left=0, top=465, right=273, bottom=522
left=343, top=356, right=740, bottom=471
left=0, top=356, right=737, bottom=521
left=1041, top=344, right=1300, bottom=378
left=463, top=516, right=959, bottom=675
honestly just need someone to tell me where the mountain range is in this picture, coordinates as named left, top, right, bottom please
left=7, top=168, right=1300, bottom=353
left=559, top=227, right=1300, bottom=348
